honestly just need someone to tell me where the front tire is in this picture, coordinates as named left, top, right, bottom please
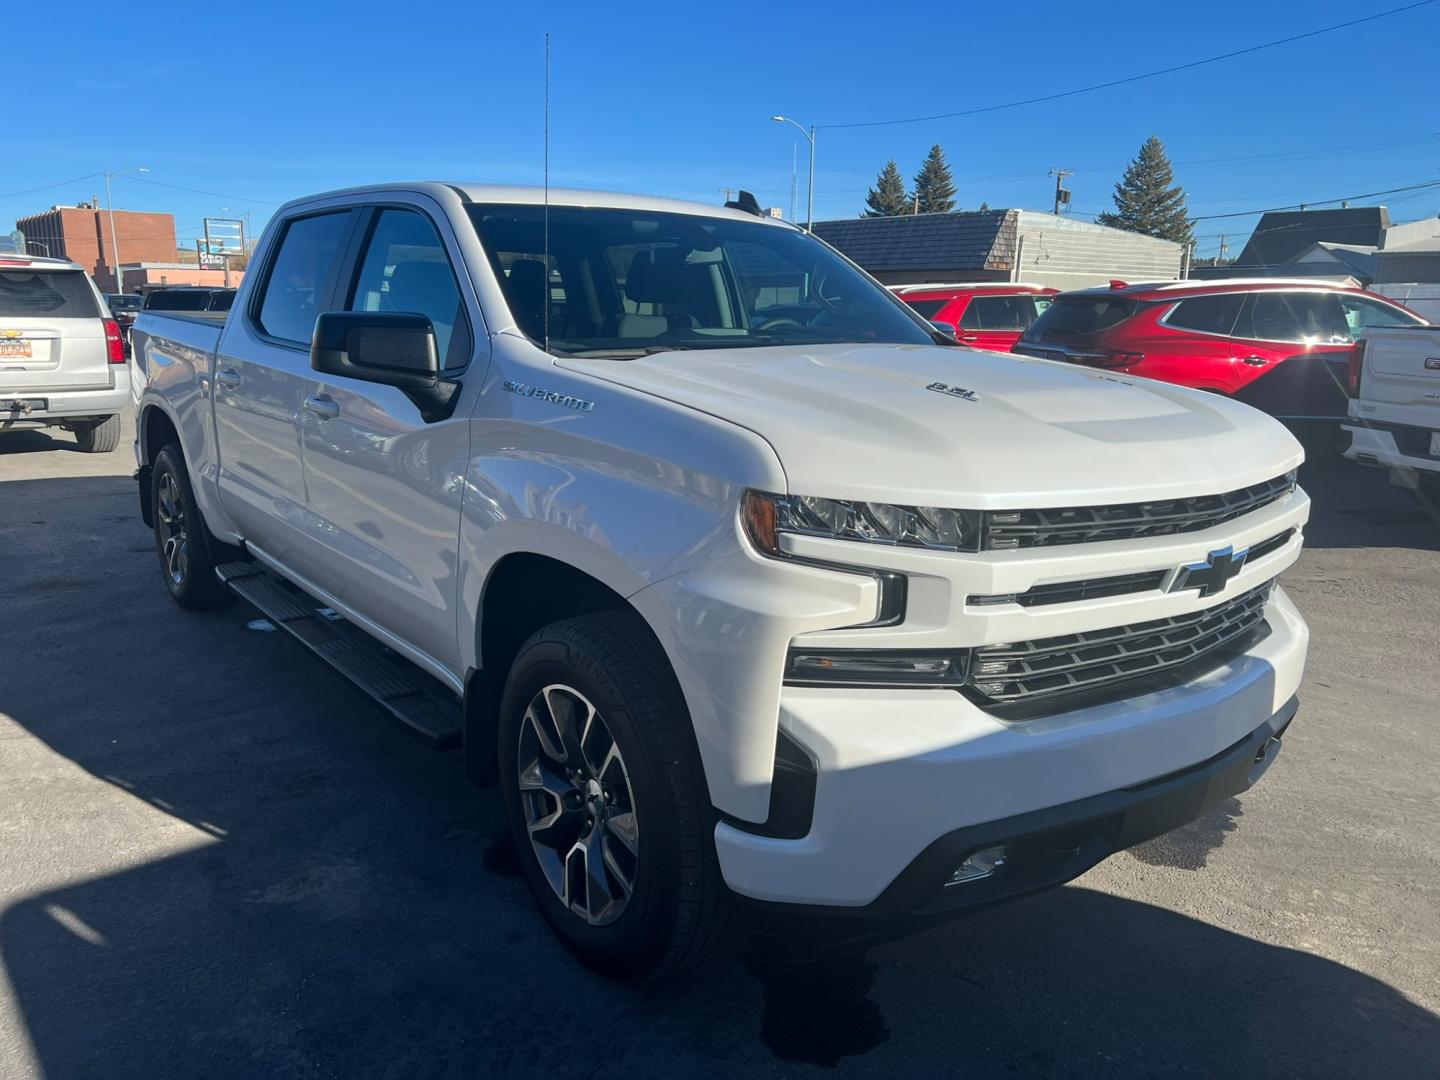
left=497, top=612, right=732, bottom=978
left=151, top=444, right=234, bottom=610
left=74, top=414, right=121, bottom=453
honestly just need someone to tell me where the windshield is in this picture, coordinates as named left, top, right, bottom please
left=106, top=294, right=142, bottom=312
left=466, top=204, right=934, bottom=355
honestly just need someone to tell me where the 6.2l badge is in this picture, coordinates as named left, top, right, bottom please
left=927, top=381, right=978, bottom=402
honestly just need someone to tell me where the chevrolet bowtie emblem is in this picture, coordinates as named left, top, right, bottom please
left=1169, top=545, right=1249, bottom=598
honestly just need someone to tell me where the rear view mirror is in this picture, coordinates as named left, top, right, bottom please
left=310, top=311, right=439, bottom=388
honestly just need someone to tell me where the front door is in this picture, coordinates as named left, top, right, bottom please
left=299, top=204, right=481, bottom=674
left=214, top=210, right=353, bottom=566
left=1229, top=290, right=1352, bottom=419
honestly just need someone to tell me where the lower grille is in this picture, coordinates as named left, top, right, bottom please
left=967, top=580, right=1274, bottom=716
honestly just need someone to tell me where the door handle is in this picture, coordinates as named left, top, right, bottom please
left=216, top=367, right=241, bottom=389
left=1240, top=355, right=1267, bottom=366
left=303, top=394, right=340, bottom=421
left=961, top=335, right=979, bottom=342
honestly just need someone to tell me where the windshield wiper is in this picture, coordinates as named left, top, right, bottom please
left=561, top=345, right=686, bottom=359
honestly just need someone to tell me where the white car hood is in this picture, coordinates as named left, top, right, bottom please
left=560, top=343, right=1304, bottom=508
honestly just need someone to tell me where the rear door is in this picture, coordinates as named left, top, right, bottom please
left=213, top=209, right=354, bottom=566
left=1357, top=327, right=1440, bottom=414
left=1148, top=292, right=1247, bottom=391
left=1230, top=290, right=1353, bottom=418
left=957, top=293, right=1049, bottom=351
left=0, top=268, right=108, bottom=393
left=298, top=202, right=481, bottom=672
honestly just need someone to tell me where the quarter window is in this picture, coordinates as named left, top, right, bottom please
left=903, top=298, right=948, bottom=320
left=256, top=212, right=350, bottom=344
left=350, top=209, right=469, bottom=368
left=1165, top=294, right=1244, bottom=336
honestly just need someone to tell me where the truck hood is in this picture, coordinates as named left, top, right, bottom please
left=559, top=343, right=1304, bottom=508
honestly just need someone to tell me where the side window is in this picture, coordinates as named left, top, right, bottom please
left=256, top=212, right=350, bottom=344
left=965, top=295, right=1040, bottom=331
left=1235, top=291, right=1350, bottom=344
left=349, top=209, right=470, bottom=368
left=1165, top=294, right=1243, bottom=335
left=903, top=298, right=947, bottom=320
left=958, top=300, right=982, bottom=329
left=1339, top=294, right=1423, bottom=336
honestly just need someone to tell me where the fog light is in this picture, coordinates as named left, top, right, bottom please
left=946, top=845, right=1008, bottom=887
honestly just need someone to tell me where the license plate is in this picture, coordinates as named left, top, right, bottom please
left=0, top=341, right=33, bottom=358
left=1430, top=431, right=1440, bottom=457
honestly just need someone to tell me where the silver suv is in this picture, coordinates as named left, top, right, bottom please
left=1, top=255, right=129, bottom=452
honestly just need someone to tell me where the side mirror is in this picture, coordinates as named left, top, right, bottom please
left=311, top=311, right=439, bottom=388
left=931, top=320, right=959, bottom=337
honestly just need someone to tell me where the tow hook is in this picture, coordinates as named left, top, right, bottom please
left=2, top=398, right=33, bottom=414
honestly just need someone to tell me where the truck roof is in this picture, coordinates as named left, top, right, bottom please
left=0, top=253, right=86, bottom=272
left=280, top=182, right=798, bottom=227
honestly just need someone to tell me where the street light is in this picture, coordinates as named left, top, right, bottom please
left=771, top=116, right=816, bottom=231
left=103, top=166, right=149, bottom=293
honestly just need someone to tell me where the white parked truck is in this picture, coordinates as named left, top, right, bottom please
left=1343, top=324, right=1440, bottom=500
left=130, top=183, right=1311, bottom=976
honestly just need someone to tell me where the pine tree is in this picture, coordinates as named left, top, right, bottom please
left=1096, top=136, right=1193, bottom=244
left=978, top=200, right=990, bottom=213
left=864, top=160, right=910, bottom=217
left=912, top=145, right=957, bottom=214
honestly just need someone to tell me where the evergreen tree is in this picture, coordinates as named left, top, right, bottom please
left=864, top=160, right=910, bottom=217
left=1096, top=136, right=1193, bottom=244
left=978, top=200, right=990, bottom=213
left=912, top=145, right=957, bottom=214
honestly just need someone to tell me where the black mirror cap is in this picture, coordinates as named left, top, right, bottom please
left=311, top=311, right=440, bottom=388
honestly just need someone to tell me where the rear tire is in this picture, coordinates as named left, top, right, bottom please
left=151, top=444, right=235, bottom=610
left=497, top=611, right=733, bottom=978
left=74, top=414, right=121, bottom=453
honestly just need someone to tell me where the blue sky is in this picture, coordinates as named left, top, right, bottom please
left=6, top=0, right=1438, bottom=259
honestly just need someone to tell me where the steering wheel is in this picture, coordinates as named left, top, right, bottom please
left=754, top=316, right=807, bottom=331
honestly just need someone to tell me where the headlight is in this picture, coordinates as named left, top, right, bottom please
left=742, top=490, right=980, bottom=554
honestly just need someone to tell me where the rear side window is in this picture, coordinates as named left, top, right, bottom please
left=1023, top=297, right=1136, bottom=340
left=903, top=298, right=947, bottom=319
left=0, top=271, right=99, bottom=318
left=1165, top=294, right=1244, bottom=335
left=1235, top=291, right=1350, bottom=344
left=960, top=295, right=1044, bottom=331
left=256, top=212, right=350, bottom=343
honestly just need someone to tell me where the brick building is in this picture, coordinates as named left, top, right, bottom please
left=14, top=203, right=177, bottom=293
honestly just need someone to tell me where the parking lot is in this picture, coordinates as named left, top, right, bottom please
left=0, top=415, right=1436, bottom=1078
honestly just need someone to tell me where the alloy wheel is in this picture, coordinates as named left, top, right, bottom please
left=517, top=684, right=640, bottom=926
left=156, top=470, right=189, bottom=586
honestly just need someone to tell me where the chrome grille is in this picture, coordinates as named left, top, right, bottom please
left=982, top=473, right=1295, bottom=550
left=968, top=581, right=1274, bottom=711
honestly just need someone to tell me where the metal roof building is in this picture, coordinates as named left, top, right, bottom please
left=812, top=210, right=1183, bottom=291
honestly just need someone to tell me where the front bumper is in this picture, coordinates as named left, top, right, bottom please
left=715, top=586, right=1307, bottom=908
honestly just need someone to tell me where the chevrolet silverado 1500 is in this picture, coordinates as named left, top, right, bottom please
left=131, top=183, right=1310, bottom=976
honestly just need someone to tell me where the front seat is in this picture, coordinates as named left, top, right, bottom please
left=613, top=249, right=699, bottom=338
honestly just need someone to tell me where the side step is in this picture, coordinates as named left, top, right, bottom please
left=216, top=562, right=463, bottom=750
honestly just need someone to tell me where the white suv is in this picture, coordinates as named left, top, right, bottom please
left=1, top=254, right=129, bottom=452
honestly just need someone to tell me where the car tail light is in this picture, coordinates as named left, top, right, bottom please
left=1347, top=339, right=1366, bottom=398
left=103, top=318, right=125, bottom=363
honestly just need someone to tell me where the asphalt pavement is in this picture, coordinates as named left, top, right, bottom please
left=1, top=415, right=1437, bottom=1079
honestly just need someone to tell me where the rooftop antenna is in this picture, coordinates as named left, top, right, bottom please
left=543, top=31, right=551, bottom=354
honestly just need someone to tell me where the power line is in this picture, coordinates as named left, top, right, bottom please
left=1191, top=178, right=1440, bottom=220
left=0, top=172, right=102, bottom=200
left=820, top=0, right=1438, bottom=129
left=120, top=174, right=278, bottom=206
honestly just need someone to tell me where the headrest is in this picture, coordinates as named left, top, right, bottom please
left=625, top=249, right=691, bottom=305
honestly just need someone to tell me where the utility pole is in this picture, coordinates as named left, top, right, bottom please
left=789, top=145, right=797, bottom=223
left=1218, top=234, right=1229, bottom=262
left=102, top=166, right=149, bottom=293
left=913, top=193, right=920, bottom=215
left=1048, top=168, right=1074, bottom=216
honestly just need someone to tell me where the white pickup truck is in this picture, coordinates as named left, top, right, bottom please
left=1343, top=324, right=1440, bottom=501
left=130, top=182, right=1310, bottom=976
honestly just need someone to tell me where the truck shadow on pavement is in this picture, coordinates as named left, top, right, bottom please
left=2, top=474, right=1438, bottom=1078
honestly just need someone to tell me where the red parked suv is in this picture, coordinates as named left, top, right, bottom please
left=893, top=283, right=1058, bottom=352
left=1012, top=278, right=1426, bottom=419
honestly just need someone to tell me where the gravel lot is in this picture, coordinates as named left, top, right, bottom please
left=1, top=414, right=1436, bottom=1079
